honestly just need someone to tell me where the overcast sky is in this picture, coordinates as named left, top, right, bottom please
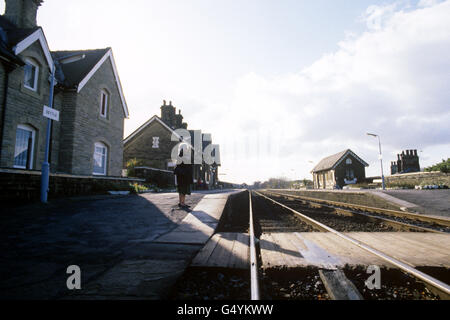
left=2, top=0, right=448, bottom=184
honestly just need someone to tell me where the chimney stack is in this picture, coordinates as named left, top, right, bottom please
left=4, top=0, right=43, bottom=29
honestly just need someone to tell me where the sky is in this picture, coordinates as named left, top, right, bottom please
left=2, top=0, right=449, bottom=184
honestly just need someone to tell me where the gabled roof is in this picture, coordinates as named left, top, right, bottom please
left=0, top=16, right=53, bottom=67
left=52, top=48, right=129, bottom=118
left=52, top=48, right=109, bottom=87
left=124, top=115, right=193, bottom=148
left=312, top=149, right=369, bottom=173
left=13, top=28, right=53, bottom=68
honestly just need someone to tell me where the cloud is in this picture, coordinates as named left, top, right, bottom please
left=207, top=0, right=450, bottom=183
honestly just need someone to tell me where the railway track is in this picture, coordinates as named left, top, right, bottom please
left=265, top=189, right=450, bottom=233
left=249, top=190, right=450, bottom=300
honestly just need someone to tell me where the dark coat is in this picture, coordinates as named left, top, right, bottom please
left=174, top=163, right=193, bottom=186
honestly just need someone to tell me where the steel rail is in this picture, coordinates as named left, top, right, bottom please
left=248, top=190, right=260, bottom=300
left=255, top=191, right=450, bottom=297
left=264, top=190, right=447, bottom=234
left=265, top=189, right=450, bottom=228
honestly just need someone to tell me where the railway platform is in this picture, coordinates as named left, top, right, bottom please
left=0, top=190, right=240, bottom=300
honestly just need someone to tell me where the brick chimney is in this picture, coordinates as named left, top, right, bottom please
left=160, top=99, right=176, bottom=128
left=4, top=0, right=43, bottom=28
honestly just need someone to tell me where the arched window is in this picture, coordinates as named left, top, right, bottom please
left=93, top=142, right=108, bottom=175
left=346, top=158, right=352, bottom=165
left=14, top=124, right=36, bottom=169
left=23, top=58, right=39, bottom=91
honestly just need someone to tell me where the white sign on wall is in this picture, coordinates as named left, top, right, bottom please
left=43, top=105, right=60, bottom=121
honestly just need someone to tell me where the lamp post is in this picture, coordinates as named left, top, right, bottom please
left=367, top=132, right=386, bottom=190
left=40, top=53, right=85, bottom=203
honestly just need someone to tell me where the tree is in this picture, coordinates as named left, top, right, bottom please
left=425, top=159, right=449, bottom=173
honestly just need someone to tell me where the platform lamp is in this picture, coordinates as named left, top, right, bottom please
left=367, top=132, right=386, bottom=190
left=41, top=53, right=86, bottom=203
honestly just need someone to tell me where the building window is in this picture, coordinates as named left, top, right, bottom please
left=346, top=168, right=355, bottom=179
left=24, top=59, right=39, bottom=91
left=14, top=124, right=35, bottom=169
left=93, top=142, right=108, bottom=175
left=346, top=158, right=352, bottom=165
left=100, top=90, right=109, bottom=118
left=152, top=137, right=160, bottom=148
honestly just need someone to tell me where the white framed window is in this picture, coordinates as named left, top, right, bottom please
left=93, top=142, right=108, bottom=175
left=152, top=137, right=160, bottom=148
left=24, top=59, right=39, bottom=91
left=100, top=90, right=109, bottom=118
left=14, top=124, right=35, bottom=169
left=346, top=158, right=352, bottom=165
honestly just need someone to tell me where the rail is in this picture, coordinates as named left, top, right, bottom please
left=255, top=191, right=450, bottom=297
left=264, top=190, right=448, bottom=234
left=248, top=190, right=260, bottom=300
left=265, top=189, right=450, bottom=228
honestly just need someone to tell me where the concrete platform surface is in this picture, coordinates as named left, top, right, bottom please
left=379, top=190, right=450, bottom=217
left=0, top=190, right=238, bottom=299
left=260, top=232, right=450, bottom=270
left=153, top=193, right=235, bottom=245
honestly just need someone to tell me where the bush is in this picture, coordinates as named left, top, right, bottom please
left=385, top=182, right=416, bottom=189
left=425, top=158, right=450, bottom=173
left=126, top=158, right=144, bottom=177
left=129, top=183, right=150, bottom=193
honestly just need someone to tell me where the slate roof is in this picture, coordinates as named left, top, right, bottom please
left=312, top=149, right=369, bottom=173
left=0, top=13, right=128, bottom=117
left=52, top=48, right=110, bottom=88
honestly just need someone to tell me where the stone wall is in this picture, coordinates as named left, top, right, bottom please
left=70, top=58, right=125, bottom=176
left=124, top=119, right=178, bottom=170
left=132, top=166, right=175, bottom=188
left=0, top=41, right=63, bottom=171
left=386, top=171, right=450, bottom=187
left=0, top=168, right=144, bottom=204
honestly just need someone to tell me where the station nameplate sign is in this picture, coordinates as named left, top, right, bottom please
left=43, top=105, right=60, bottom=121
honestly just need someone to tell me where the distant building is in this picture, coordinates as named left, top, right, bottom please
left=390, top=149, right=420, bottom=174
left=312, top=149, right=369, bottom=189
left=123, top=100, right=220, bottom=188
left=0, top=0, right=128, bottom=176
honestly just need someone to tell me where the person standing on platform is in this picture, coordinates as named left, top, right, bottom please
left=174, top=145, right=193, bottom=209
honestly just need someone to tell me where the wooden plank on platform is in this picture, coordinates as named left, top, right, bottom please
left=207, top=233, right=236, bottom=268
left=229, top=233, right=250, bottom=270
left=319, top=269, right=363, bottom=300
left=260, top=233, right=289, bottom=269
left=273, top=233, right=305, bottom=268
left=191, top=233, right=221, bottom=267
